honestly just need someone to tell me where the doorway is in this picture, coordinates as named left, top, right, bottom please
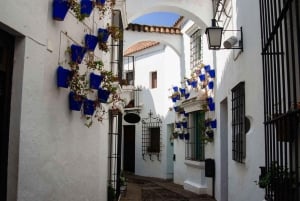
left=0, top=29, right=15, bottom=201
left=123, top=125, right=135, bottom=172
left=220, top=98, right=228, bottom=201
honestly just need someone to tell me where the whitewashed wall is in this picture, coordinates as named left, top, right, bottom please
left=128, top=43, right=181, bottom=179
left=212, top=0, right=265, bottom=201
left=0, top=1, right=125, bottom=201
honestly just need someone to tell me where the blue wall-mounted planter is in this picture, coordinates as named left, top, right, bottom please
left=71, top=44, right=86, bottom=64
left=191, top=80, right=198, bottom=88
left=83, top=99, right=95, bottom=115
left=90, top=73, right=103, bottom=89
left=179, top=133, right=184, bottom=140
left=184, top=133, right=190, bottom=140
left=173, top=86, right=178, bottom=92
left=80, top=0, right=94, bottom=17
left=206, top=130, right=214, bottom=139
left=69, top=92, right=83, bottom=111
left=57, top=66, right=71, bottom=88
left=180, top=88, right=185, bottom=95
left=182, top=121, right=188, bottom=128
left=171, top=96, right=177, bottom=103
left=211, top=119, right=217, bottom=128
left=204, top=65, right=211, bottom=72
left=208, top=81, right=214, bottom=89
left=98, top=88, right=110, bottom=103
left=209, top=69, right=215, bottom=78
left=95, top=0, right=106, bottom=5
left=207, top=97, right=213, bottom=104
left=175, top=122, right=181, bottom=128
left=209, top=102, right=215, bottom=111
left=52, top=0, right=70, bottom=21
left=174, top=106, right=180, bottom=112
left=199, top=74, right=206, bottom=81
left=85, top=34, right=98, bottom=51
left=184, top=93, right=190, bottom=99
left=98, top=28, right=110, bottom=43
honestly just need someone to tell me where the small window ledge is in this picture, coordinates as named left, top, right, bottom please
left=184, top=160, right=205, bottom=169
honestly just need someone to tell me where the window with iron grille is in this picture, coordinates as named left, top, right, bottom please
left=185, top=111, right=205, bottom=161
left=148, top=127, right=160, bottom=153
left=190, top=30, right=203, bottom=68
left=231, top=82, right=245, bottom=163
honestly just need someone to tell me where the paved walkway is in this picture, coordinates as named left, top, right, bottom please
left=120, top=174, right=216, bottom=201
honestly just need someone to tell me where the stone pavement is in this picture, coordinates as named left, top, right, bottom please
left=119, top=174, right=216, bottom=201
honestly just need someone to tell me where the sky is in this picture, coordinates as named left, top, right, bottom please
left=132, top=12, right=180, bottom=27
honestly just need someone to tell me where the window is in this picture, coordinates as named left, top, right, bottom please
left=150, top=71, right=157, bottom=88
left=190, top=30, right=203, bottom=68
left=148, top=127, right=160, bottom=153
left=185, top=111, right=205, bottom=161
left=231, top=82, right=245, bottom=163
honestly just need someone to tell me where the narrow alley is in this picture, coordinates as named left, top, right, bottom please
left=120, top=174, right=216, bottom=201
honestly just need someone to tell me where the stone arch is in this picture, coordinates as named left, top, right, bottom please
left=126, top=0, right=213, bottom=28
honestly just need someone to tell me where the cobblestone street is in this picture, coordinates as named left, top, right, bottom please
left=120, top=174, right=216, bottom=201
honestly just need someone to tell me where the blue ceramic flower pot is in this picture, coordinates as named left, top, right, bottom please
left=184, top=111, right=189, bottom=117
left=71, top=44, right=86, bottom=64
left=98, top=28, right=110, bottom=43
left=80, top=0, right=94, bottom=17
left=83, top=99, right=95, bottom=115
left=184, top=133, right=190, bottom=140
left=173, top=86, right=178, bottom=92
left=57, top=66, right=71, bottom=88
left=179, top=133, right=184, bottom=140
left=209, top=69, right=215, bottom=78
left=209, top=102, right=215, bottom=111
left=184, top=93, right=190, bottom=99
left=85, top=34, right=98, bottom=51
left=206, top=130, right=214, bottom=139
left=207, top=97, right=213, bottom=104
left=199, top=74, right=206, bottom=81
left=182, top=121, right=188, bottom=128
left=69, top=92, right=83, bottom=111
left=98, top=88, right=110, bottom=103
left=211, top=119, right=217, bottom=128
left=171, top=96, right=177, bottom=103
left=204, top=65, right=211, bottom=72
left=180, top=88, right=185, bottom=95
left=52, top=0, right=70, bottom=21
left=90, top=73, right=103, bottom=89
left=187, top=79, right=191, bottom=85
left=174, top=106, right=180, bottom=112
left=208, top=81, right=214, bottom=89
left=175, top=122, right=181, bottom=128
left=191, top=80, right=198, bottom=88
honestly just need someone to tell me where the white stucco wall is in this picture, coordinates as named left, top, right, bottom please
left=213, top=0, right=265, bottom=201
left=128, top=43, right=181, bottom=179
left=1, top=1, right=125, bottom=200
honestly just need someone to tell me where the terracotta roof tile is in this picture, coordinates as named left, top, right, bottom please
left=124, top=41, right=160, bottom=56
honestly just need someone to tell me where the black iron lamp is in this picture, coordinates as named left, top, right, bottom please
left=205, top=19, right=243, bottom=51
left=205, top=19, right=223, bottom=50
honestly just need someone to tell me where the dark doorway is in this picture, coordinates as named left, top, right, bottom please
left=0, top=29, right=15, bottom=201
left=123, top=125, right=135, bottom=172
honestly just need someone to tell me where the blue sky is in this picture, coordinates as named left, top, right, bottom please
left=132, top=12, right=180, bottom=27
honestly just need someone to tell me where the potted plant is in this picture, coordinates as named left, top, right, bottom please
left=184, top=132, right=190, bottom=140
left=80, top=0, right=94, bottom=18
left=57, top=66, right=71, bottom=88
left=98, top=24, right=122, bottom=52
left=69, top=91, right=83, bottom=111
left=68, top=0, right=85, bottom=21
left=83, top=98, right=95, bottom=115
left=52, top=0, right=70, bottom=21
left=85, top=34, right=98, bottom=51
left=89, top=72, right=103, bottom=89
left=70, top=44, right=86, bottom=64
left=170, top=91, right=181, bottom=102
left=181, top=118, right=188, bottom=128
left=206, top=128, right=214, bottom=139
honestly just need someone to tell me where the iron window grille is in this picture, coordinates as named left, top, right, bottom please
left=185, top=111, right=205, bottom=161
left=142, top=110, right=162, bottom=161
left=259, top=0, right=300, bottom=200
left=190, top=29, right=203, bottom=68
left=231, top=82, right=246, bottom=163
